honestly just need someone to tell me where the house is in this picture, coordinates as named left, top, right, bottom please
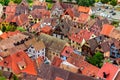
left=51, top=1, right=64, bottom=18
left=60, top=61, right=79, bottom=73
left=0, top=4, right=3, bottom=18
left=16, top=14, right=29, bottom=28
left=0, top=33, right=29, bottom=57
left=36, top=63, right=96, bottom=80
left=0, top=30, right=20, bottom=39
left=53, top=19, right=72, bottom=39
left=77, top=13, right=90, bottom=24
left=41, top=26, right=52, bottom=34
left=97, top=62, right=119, bottom=80
left=0, top=51, right=37, bottom=75
left=110, top=43, right=120, bottom=58
left=67, top=55, right=99, bottom=77
left=25, top=38, right=46, bottom=59
left=29, top=9, right=50, bottom=23
left=78, top=6, right=92, bottom=15
left=38, top=33, right=69, bottom=60
left=118, top=0, right=120, bottom=3
left=52, top=56, right=63, bottom=67
left=61, top=46, right=73, bottom=57
left=15, top=0, right=29, bottom=15
left=33, top=0, right=46, bottom=10
left=109, top=29, right=120, bottom=40
left=5, top=2, right=16, bottom=17
left=100, top=24, right=115, bottom=36
left=69, top=29, right=96, bottom=51
left=30, top=23, right=40, bottom=32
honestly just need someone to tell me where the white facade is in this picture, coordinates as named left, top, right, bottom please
left=26, top=46, right=45, bottom=59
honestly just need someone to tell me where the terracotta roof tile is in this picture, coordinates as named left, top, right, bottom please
left=100, top=24, right=114, bottom=36
left=61, top=46, right=73, bottom=57
left=78, top=13, right=90, bottom=23
left=69, top=29, right=93, bottom=43
left=97, top=62, right=119, bottom=80
left=52, top=56, right=62, bottom=67
left=41, top=26, right=52, bottom=34
left=78, top=6, right=91, bottom=14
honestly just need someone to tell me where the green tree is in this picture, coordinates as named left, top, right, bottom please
left=12, top=0, right=22, bottom=4
left=1, top=26, right=6, bottom=32
left=13, top=74, right=18, bottom=80
left=16, top=27, right=26, bottom=32
left=87, top=51, right=104, bottom=68
left=101, top=0, right=109, bottom=4
left=111, top=21, right=119, bottom=28
left=76, top=0, right=95, bottom=7
left=0, top=0, right=10, bottom=6
left=110, top=0, right=117, bottom=6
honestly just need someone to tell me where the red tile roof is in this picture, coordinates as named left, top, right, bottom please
left=16, top=14, right=28, bottom=26
left=52, top=56, right=63, bottom=67
left=41, top=26, right=52, bottom=34
left=0, top=31, right=20, bottom=39
left=0, top=51, right=37, bottom=75
left=5, top=5, right=16, bottom=16
left=100, top=24, right=114, bottom=36
left=97, top=62, right=119, bottom=80
left=31, top=23, right=40, bottom=31
left=69, top=29, right=93, bottom=43
left=77, top=13, right=90, bottom=23
left=61, top=46, right=73, bottom=57
left=62, top=8, right=74, bottom=18
left=67, top=56, right=99, bottom=77
left=78, top=6, right=91, bottom=14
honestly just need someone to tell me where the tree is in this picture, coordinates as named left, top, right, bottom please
left=87, top=51, right=104, bottom=68
left=76, top=0, right=95, bottom=7
left=110, top=0, right=117, bottom=6
left=12, top=0, right=22, bottom=4
left=16, top=27, right=26, bottom=32
left=0, top=0, right=10, bottom=6
left=101, top=0, right=109, bottom=4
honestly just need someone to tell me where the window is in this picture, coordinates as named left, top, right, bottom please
left=66, top=50, right=69, bottom=54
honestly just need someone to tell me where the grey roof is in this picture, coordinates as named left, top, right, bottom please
left=38, top=33, right=67, bottom=53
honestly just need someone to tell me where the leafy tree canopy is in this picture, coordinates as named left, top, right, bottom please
left=87, top=51, right=104, bottom=68
left=76, top=0, right=95, bottom=7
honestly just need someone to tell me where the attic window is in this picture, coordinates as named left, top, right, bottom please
left=80, top=66, right=84, bottom=70
left=66, top=50, right=69, bottom=54
left=4, top=61, right=9, bottom=66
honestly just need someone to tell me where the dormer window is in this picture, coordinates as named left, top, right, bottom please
left=17, top=61, right=26, bottom=70
left=66, top=50, right=69, bottom=54
left=103, top=72, right=109, bottom=78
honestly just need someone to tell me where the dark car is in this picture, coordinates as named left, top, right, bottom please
left=112, top=12, right=116, bottom=15
left=105, top=6, right=109, bottom=9
left=97, top=8, right=101, bottom=11
left=109, top=10, right=114, bottom=13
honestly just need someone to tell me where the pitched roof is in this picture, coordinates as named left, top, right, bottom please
left=5, top=5, right=16, bottom=16
left=61, top=46, right=74, bottom=57
left=31, top=23, right=40, bottom=31
left=78, top=6, right=91, bottom=13
left=100, top=24, right=114, bottom=36
left=41, top=26, right=52, bottom=34
left=0, top=51, right=37, bottom=75
left=97, top=62, right=119, bottom=80
left=25, top=38, right=45, bottom=51
left=109, top=29, right=120, bottom=40
left=37, top=63, right=96, bottom=80
left=38, top=33, right=68, bottom=53
left=78, top=13, right=90, bottom=23
left=69, top=29, right=94, bottom=44
left=52, top=56, right=63, bottom=67
left=30, top=9, right=50, bottom=19
left=67, top=53, right=99, bottom=77
left=16, top=14, right=28, bottom=26
left=0, top=31, right=20, bottom=39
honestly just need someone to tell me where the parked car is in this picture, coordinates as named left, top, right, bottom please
left=109, top=10, right=114, bottom=13
left=112, top=12, right=116, bottom=15
left=97, top=8, right=101, bottom=11
left=105, top=6, right=109, bottom=9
